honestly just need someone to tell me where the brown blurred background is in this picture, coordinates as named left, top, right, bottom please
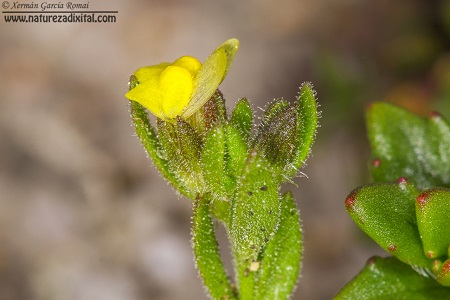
left=1, top=0, right=449, bottom=299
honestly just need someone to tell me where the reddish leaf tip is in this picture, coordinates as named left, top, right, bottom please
left=372, top=158, right=381, bottom=168
left=433, top=259, right=442, bottom=272
left=426, top=251, right=436, bottom=259
left=396, top=177, right=408, bottom=184
left=429, top=111, right=441, bottom=119
left=345, top=193, right=357, bottom=210
left=442, top=261, right=450, bottom=275
left=416, top=192, right=430, bottom=209
left=366, top=256, right=377, bottom=266
left=388, top=243, right=397, bottom=252
left=365, top=102, right=376, bottom=111
left=396, top=177, right=408, bottom=190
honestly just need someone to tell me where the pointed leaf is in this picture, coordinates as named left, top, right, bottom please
left=224, top=123, right=248, bottom=182
left=128, top=76, right=191, bottom=198
left=192, top=197, right=236, bottom=300
left=345, top=179, right=431, bottom=267
left=157, top=117, right=204, bottom=196
left=335, top=256, right=450, bottom=300
left=204, top=90, right=227, bottom=128
left=230, top=149, right=280, bottom=263
left=230, top=98, right=253, bottom=143
left=201, top=125, right=232, bottom=222
left=252, top=99, right=296, bottom=175
left=254, top=191, right=302, bottom=300
left=251, top=83, right=319, bottom=181
left=291, top=82, right=319, bottom=174
left=201, top=125, right=226, bottom=200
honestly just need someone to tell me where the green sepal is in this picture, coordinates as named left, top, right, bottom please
left=252, top=99, right=295, bottom=176
left=205, top=90, right=227, bottom=129
left=230, top=98, right=253, bottom=144
left=335, top=256, right=450, bottom=300
left=157, top=117, right=204, bottom=197
left=416, top=188, right=450, bottom=259
left=290, top=82, right=319, bottom=175
left=251, top=83, right=319, bottom=181
left=224, top=123, right=248, bottom=183
left=436, top=258, right=450, bottom=286
left=190, top=90, right=228, bottom=134
left=367, top=103, right=450, bottom=190
left=128, top=75, right=191, bottom=198
left=201, top=125, right=232, bottom=222
left=192, top=195, right=237, bottom=300
left=230, top=149, right=280, bottom=263
left=345, top=179, right=431, bottom=268
left=254, top=191, right=303, bottom=300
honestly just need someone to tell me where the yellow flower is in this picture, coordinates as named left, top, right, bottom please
left=126, top=38, right=239, bottom=121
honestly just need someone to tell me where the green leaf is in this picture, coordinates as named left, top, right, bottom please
left=201, top=125, right=226, bottom=200
left=290, top=82, right=319, bottom=174
left=230, top=150, right=280, bottom=300
left=335, top=256, right=450, bottom=300
left=251, top=83, right=319, bottom=181
left=252, top=99, right=296, bottom=175
left=437, top=258, right=450, bottom=286
left=128, top=76, right=191, bottom=198
left=157, top=117, right=204, bottom=196
left=367, top=103, right=450, bottom=189
left=204, top=90, right=227, bottom=129
left=345, top=179, right=431, bottom=268
left=230, top=150, right=280, bottom=263
left=254, top=191, right=302, bottom=300
left=201, top=125, right=233, bottom=222
left=230, top=98, right=253, bottom=143
left=224, top=123, right=248, bottom=183
left=192, top=196, right=236, bottom=300
left=416, top=188, right=450, bottom=259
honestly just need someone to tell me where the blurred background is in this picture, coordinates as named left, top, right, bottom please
left=1, top=0, right=449, bottom=299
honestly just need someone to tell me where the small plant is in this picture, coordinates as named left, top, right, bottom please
left=125, top=39, right=319, bottom=299
left=336, top=103, right=450, bottom=299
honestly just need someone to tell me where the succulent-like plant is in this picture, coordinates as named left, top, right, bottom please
left=336, top=103, right=450, bottom=299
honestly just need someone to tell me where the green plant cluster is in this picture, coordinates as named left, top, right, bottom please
left=129, top=77, right=319, bottom=300
left=336, top=103, right=450, bottom=299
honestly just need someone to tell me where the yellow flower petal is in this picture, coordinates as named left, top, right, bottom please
left=125, top=77, right=165, bottom=119
left=172, top=56, right=201, bottom=77
left=134, top=63, right=170, bottom=82
left=159, top=65, right=194, bottom=119
left=125, top=39, right=239, bottom=121
left=218, top=38, right=240, bottom=82
left=181, top=38, right=239, bottom=119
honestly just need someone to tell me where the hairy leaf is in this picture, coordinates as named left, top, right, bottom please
left=192, top=196, right=236, bottom=300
